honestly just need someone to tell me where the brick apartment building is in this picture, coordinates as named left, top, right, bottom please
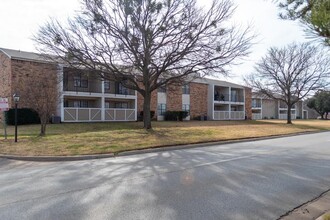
left=0, top=47, right=252, bottom=122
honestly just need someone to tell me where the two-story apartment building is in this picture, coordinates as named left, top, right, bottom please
left=138, top=78, right=252, bottom=121
left=0, top=47, right=252, bottom=122
left=251, top=93, right=307, bottom=120
left=61, top=67, right=137, bottom=122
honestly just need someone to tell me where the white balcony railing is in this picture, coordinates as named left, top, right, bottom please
left=63, top=108, right=136, bottom=122
left=252, top=113, right=262, bottom=120
left=231, top=111, right=245, bottom=120
left=279, top=114, right=296, bottom=120
left=214, top=111, right=245, bottom=120
left=64, top=108, right=102, bottom=122
left=105, top=108, right=135, bottom=121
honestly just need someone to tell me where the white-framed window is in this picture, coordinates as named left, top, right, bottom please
left=104, top=80, right=111, bottom=90
left=182, top=84, right=190, bottom=94
left=158, top=103, right=166, bottom=116
left=105, top=102, right=110, bottom=108
left=73, top=74, right=88, bottom=88
left=182, top=104, right=190, bottom=115
left=158, top=80, right=166, bottom=93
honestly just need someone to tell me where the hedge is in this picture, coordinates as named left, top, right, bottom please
left=5, top=108, right=40, bottom=125
left=164, top=111, right=189, bottom=121
left=138, top=111, right=155, bottom=121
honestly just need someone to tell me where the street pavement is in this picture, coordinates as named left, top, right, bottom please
left=1, top=132, right=330, bottom=220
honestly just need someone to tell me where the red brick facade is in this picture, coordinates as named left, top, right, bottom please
left=0, top=50, right=59, bottom=121
left=245, top=87, right=252, bottom=120
left=166, top=84, right=182, bottom=111
left=0, top=53, right=12, bottom=106
left=10, top=59, right=58, bottom=111
left=136, top=82, right=157, bottom=119
left=190, top=82, right=208, bottom=119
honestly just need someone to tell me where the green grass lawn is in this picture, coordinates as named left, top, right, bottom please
left=0, top=120, right=328, bottom=156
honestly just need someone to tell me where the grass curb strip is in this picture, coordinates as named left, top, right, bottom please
left=0, top=130, right=325, bottom=162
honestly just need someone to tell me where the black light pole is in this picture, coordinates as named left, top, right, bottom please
left=13, top=93, right=20, bottom=142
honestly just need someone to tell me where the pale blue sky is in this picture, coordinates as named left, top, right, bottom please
left=0, top=0, right=309, bottom=83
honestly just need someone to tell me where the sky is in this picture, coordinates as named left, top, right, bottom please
left=0, top=0, right=309, bottom=84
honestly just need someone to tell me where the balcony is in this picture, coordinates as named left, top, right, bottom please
left=105, top=108, right=136, bottom=121
left=213, top=111, right=245, bottom=120
left=214, top=93, right=230, bottom=102
left=104, top=81, right=135, bottom=96
left=279, top=114, right=296, bottom=120
left=63, top=108, right=136, bottom=122
left=231, top=95, right=244, bottom=103
left=63, top=76, right=103, bottom=94
left=252, top=99, right=262, bottom=108
left=252, top=113, right=262, bottom=120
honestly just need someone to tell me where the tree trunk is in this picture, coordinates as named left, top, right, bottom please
left=143, top=92, right=152, bottom=130
left=40, top=116, right=47, bottom=136
left=287, top=104, right=292, bottom=124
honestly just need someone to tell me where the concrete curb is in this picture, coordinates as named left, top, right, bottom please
left=279, top=189, right=330, bottom=220
left=0, top=130, right=327, bottom=162
left=116, top=130, right=326, bottom=156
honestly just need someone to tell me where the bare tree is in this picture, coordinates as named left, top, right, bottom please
left=245, top=42, right=330, bottom=124
left=18, top=66, right=60, bottom=136
left=34, top=0, right=253, bottom=129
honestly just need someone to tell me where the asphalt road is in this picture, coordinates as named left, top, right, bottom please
left=1, top=132, right=330, bottom=220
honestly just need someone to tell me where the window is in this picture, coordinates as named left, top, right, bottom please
left=115, top=102, right=128, bottom=109
left=252, top=99, right=260, bottom=108
left=158, top=104, right=166, bottom=116
left=105, top=102, right=110, bottom=108
left=104, top=80, right=110, bottom=90
left=118, top=83, right=129, bottom=95
left=158, top=82, right=166, bottom=93
left=73, top=74, right=88, bottom=88
left=182, top=84, right=190, bottom=94
left=182, top=104, right=190, bottom=115
left=73, top=100, right=89, bottom=108
left=116, top=82, right=129, bottom=95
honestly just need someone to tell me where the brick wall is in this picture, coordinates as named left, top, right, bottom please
left=166, top=84, right=182, bottom=111
left=190, top=82, right=208, bottom=119
left=10, top=59, right=58, bottom=113
left=245, top=87, right=252, bottom=120
left=0, top=53, right=12, bottom=105
left=0, top=53, right=12, bottom=121
left=136, top=82, right=157, bottom=119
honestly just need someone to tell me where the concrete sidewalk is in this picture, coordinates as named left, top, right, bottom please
left=280, top=190, right=330, bottom=220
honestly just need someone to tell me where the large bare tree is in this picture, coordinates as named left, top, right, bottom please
left=34, top=0, right=253, bottom=129
left=245, top=42, right=330, bottom=124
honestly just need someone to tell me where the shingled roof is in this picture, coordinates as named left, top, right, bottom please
left=0, top=47, right=54, bottom=63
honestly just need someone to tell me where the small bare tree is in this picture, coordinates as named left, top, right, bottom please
left=34, top=0, right=253, bottom=129
left=245, top=42, right=330, bottom=124
left=18, top=66, right=60, bottom=136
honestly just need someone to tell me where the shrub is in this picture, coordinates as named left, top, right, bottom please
left=263, top=116, right=268, bottom=119
left=5, top=108, right=40, bottom=125
left=138, top=111, right=155, bottom=121
left=296, top=116, right=301, bottom=119
left=164, top=111, right=189, bottom=121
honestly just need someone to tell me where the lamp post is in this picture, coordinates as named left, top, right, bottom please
left=13, top=93, right=20, bottom=142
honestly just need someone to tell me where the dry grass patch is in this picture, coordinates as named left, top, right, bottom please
left=260, top=119, right=330, bottom=130
left=0, top=120, right=322, bottom=156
